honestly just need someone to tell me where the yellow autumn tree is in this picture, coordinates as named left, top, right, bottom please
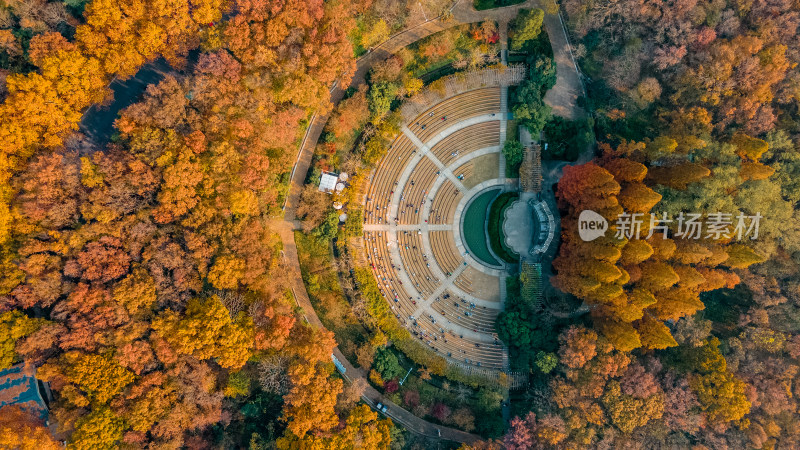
left=63, top=352, right=136, bottom=404
left=207, top=255, right=247, bottom=290
left=278, top=404, right=392, bottom=449
left=636, top=314, right=678, bottom=350
left=152, top=296, right=254, bottom=369
left=281, top=365, right=343, bottom=439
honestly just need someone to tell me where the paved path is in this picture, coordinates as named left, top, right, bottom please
left=537, top=0, right=586, bottom=120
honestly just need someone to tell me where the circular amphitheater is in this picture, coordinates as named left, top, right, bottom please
left=362, top=68, right=526, bottom=371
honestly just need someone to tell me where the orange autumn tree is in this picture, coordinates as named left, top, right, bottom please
left=0, top=0, right=227, bottom=246
left=0, top=0, right=361, bottom=447
left=1, top=27, right=354, bottom=450
left=0, top=405, right=60, bottom=450
left=223, top=0, right=356, bottom=112
left=550, top=326, right=665, bottom=442
left=553, top=142, right=743, bottom=351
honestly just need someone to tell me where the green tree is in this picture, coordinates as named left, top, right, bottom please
left=534, top=351, right=557, bottom=374
left=513, top=83, right=551, bottom=135
left=511, top=9, right=545, bottom=51
left=373, top=348, right=403, bottom=380
left=368, top=82, right=399, bottom=122
left=503, top=138, right=524, bottom=167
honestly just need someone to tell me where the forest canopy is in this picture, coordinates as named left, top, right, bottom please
left=2, top=0, right=800, bottom=449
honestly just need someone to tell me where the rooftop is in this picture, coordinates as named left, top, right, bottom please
left=0, top=361, right=48, bottom=422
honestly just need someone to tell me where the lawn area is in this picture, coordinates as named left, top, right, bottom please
left=462, top=188, right=501, bottom=266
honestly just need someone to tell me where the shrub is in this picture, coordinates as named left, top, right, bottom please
left=403, top=390, right=420, bottom=407
left=224, top=371, right=251, bottom=398
left=502, top=139, right=524, bottom=167
left=431, top=402, right=451, bottom=422
left=369, top=369, right=384, bottom=387
left=384, top=379, right=400, bottom=394
left=534, top=351, right=558, bottom=374
left=368, top=81, right=399, bottom=122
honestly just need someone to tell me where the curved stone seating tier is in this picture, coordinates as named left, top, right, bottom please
left=434, top=291, right=498, bottom=331
left=461, top=153, right=500, bottom=189
left=361, top=80, right=516, bottom=372
left=398, top=157, right=438, bottom=225
left=408, top=88, right=502, bottom=143
left=400, top=66, right=525, bottom=121
left=412, top=315, right=504, bottom=369
left=431, top=121, right=501, bottom=167
left=455, top=267, right=502, bottom=303
left=365, top=134, right=417, bottom=225
left=398, top=231, right=439, bottom=298
left=430, top=231, right=462, bottom=276
left=429, top=180, right=462, bottom=225
left=365, top=232, right=416, bottom=319
left=453, top=161, right=474, bottom=183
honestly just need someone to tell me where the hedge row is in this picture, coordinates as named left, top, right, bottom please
left=488, top=192, right=520, bottom=263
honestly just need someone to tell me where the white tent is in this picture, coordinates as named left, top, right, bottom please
left=318, top=172, right=339, bottom=193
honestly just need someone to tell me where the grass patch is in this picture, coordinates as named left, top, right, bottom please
left=488, top=192, right=519, bottom=264
left=295, top=232, right=370, bottom=362
left=506, top=162, right=521, bottom=178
